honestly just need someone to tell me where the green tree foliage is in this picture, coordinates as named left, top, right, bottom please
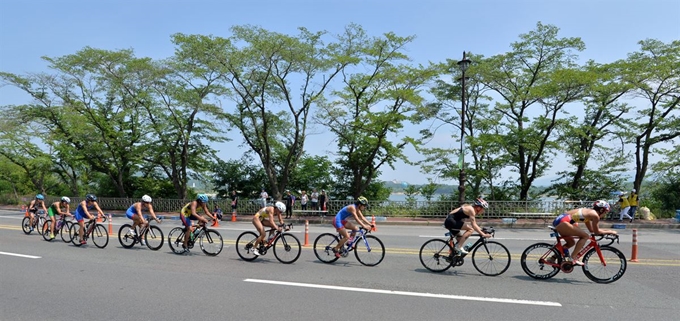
left=287, top=154, right=334, bottom=194
left=211, top=156, right=268, bottom=200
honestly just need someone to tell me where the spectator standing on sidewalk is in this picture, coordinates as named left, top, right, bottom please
left=617, top=192, right=633, bottom=222
left=283, top=189, right=295, bottom=219
left=230, top=190, right=239, bottom=214
left=628, top=189, right=639, bottom=221
left=310, top=188, right=319, bottom=211
left=319, top=189, right=328, bottom=217
left=260, top=188, right=268, bottom=208
left=300, top=190, right=308, bottom=211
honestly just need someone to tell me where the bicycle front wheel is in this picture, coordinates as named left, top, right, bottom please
left=167, top=227, right=186, bottom=254
left=199, top=229, right=223, bottom=256
left=419, top=239, right=453, bottom=272
left=36, top=216, right=46, bottom=235
left=70, top=224, right=83, bottom=247
left=273, top=233, right=301, bottom=264
left=91, top=224, right=109, bottom=248
left=354, top=235, right=385, bottom=267
left=21, top=217, right=32, bottom=234
left=118, top=224, right=136, bottom=248
left=582, top=246, right=627, bottom=284
left=145, top=226, right=164, bottom=251
left=60, top=221, right=73, bottom=243
left=235, top=231, right=259, bottom=261
left=520, top=242, right=561, bottom=280
left=313, top=233, right=340, bottom=263
left=471, top=241, right=511, bottom=276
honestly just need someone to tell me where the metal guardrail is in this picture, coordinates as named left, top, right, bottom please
left=5, top=195, right=591, bottom=219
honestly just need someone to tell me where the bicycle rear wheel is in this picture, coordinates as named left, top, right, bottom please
left=582, top=247, right=627, bottom=284
left=354, top=235, right=385, bottom=266
left=199, top=229, right=223, bottom=256
left=60, top=221, right=73, bottom=243
left=419, top=239, right=453, bottom=272
left=42, top=221, right=53, bottom=241
left=118, top=224, right=136, bottom=248
left=21, top=217, right=32, bottom=234
left=273, top=233, right=301, bottom=264
left=520, top=242, right=561, bottom=280
left=235, top=231, right=259, bottom=261
left=167, top=227, right=187, bottom=254
left=91, top=224, right=109, bottom=248
left=313, top=233, right=340, bottom=263
left=471, top=241, right=511, bottom=276
left=145, top=225, right=164, bottom=251
left=70, top=224, right=83, bottom=247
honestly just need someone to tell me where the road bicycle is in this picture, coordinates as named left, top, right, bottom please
left=41, top=214, right=74, bottom=243
left=167, top=221, right=223, bottom=256
left=419, top=226, right=511, bottom=276
left=69, top=217, right=109, bottom=248
left=313, top=227, right=385, bottom=267
left=118, top=217, right=164, bottom=250
left=22, top=211, right=46, bottom=235
left=235, top=223, right=301, bottom=264
left=520, top=226, right=626, bottom=284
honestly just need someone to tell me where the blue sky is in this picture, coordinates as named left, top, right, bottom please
left=1, top=0, right=679, bottom=186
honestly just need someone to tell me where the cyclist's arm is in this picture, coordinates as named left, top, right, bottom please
left=134, top=203, right=147, bottom=223
left=467, top=208, right=490, bottom=237
left=147, top=204, right=160, bottom=222
left=352, top=207, right=371, bottom=229
left=92, top=202, right=105, bottom=219
left=63, top=204, right=72, bottom=216
left=41, top=202, right=48, bottom=213
left=201, top=203, right=215, bottom=221
left=81, top=201, right=94, bottom=220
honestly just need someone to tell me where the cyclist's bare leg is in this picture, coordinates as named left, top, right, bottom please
left=29, top=212, right=35, bottom=227
left=555, top=223, right=587, bottom=259
left=78, top=221, right=85, bottom=241
left=252, top=216, right=266, bottom=248
left=455, top=223, right=473, bottom=251
left=182, top=221, right=193, bottom=249
left=49, top=214, right=56, bottom=235
left=263, top=217, right=278, bottom=241
left=334, top=222, right=357, bottom=251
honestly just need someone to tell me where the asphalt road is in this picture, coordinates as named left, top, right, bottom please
left=1, top=210, right=678, bottom=321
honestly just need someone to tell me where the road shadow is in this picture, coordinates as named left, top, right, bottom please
left=510, top=274, right=590, bottom=285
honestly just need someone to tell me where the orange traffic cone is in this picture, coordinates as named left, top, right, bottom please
left=371, top=216, right=376, bottom=232
left=108, top=215, right=113, bottom=236
left=213, top=217, right=220, bottom=227
left=304, top=220, right=310, bottom=247
left=231, top=211, right=237, bottom=222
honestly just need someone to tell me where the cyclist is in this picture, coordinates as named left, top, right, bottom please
left=26, top=194, right=48, bottom=232
left=125, top=195, right=160, bottom=245
left=552, top=200, right=617, bottom=266
left=179, top=194, right=216, bottom=254
left=250, top=201, right=286, bottom=256
left=331, top=196, right=372, bottom=258
left=444, top=197, right=492, bottom=256
left=46, top=197, right=73, bottom=239
left=74, top=194, right=105, bottom=245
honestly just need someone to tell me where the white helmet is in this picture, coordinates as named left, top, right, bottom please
left=274, top=201, right=286, bottom=213
left=60, top=196, right=70, bottom=204
left=141, top=195, right=152, bottom=203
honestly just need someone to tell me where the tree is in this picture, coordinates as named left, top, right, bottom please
left=475, top=22, right=587, bottom=200
left=623, top=39, right=680, bottom=193
left=318, top=29, right=439, bottom=198
left=420, top=180, right=439, bottom=202
left=287, top=154, right=334, bottom=194
left=211, top=156, right=267, bottom=200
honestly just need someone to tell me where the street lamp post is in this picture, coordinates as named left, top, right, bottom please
left=457, top=51, right=471, bottom=206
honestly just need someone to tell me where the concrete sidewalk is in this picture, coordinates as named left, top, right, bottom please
left=3, top=205, right=678, bottom=229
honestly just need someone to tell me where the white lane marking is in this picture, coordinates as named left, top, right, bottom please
left=244, top=279, right=561, bottom=307
left=0, top=215, right=23, bottom=220
left=0, top=251, right=41, bottom=259
left=418, top=235, right=551, bottom=241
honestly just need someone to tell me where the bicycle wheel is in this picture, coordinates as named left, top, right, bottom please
left=354, top=235, right=385, bottom=267
left=167, top=227, right=186, bottom=254
left=419, top=239, right=453, bottom=272
left=273, top=233, right=301, bottom=264
left=21, top=217, right=32, bottom=234
left=118, top=224, right=136, bottom=249
left=199, top=229, right=223, bottom=256
left=582, top=246, right=627, bottom=284
left=471, top=240, right=511, bottom=276
left=145, top=225, right=164, bottom=251
left=36, top=216, right=46, bottom=235
left=235, top=231, right=259, bottom=261
left=41, top=221, right=51, bottom=241
left=313, top=233, right=340, bottom=263
left=91, top=224, right=109, bottom=248
left=520, top=242, right=561, bottom=280
left=60, top=221, right=73, bottom=243
left=70, top=224, right=83, bottom=247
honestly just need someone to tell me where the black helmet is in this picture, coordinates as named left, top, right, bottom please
left=85, top=194, right=97, bottom=201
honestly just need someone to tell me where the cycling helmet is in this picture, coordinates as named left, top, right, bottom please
left=36, top=194, right=45, bottom=200
left=60, top=196, right=70, bottom=204
left=473, top=198, right=489, bottom=209
left=274, top=201, right=286, bottom=213
left=593, top=200, right=611, bottom=212
left=196, top=194, right=209, bottom=203
left=356, top=196, right=368, bottom=206
left=85, top=194, right=97, bottom=201
left=141, top=195, right=152, bottom=203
